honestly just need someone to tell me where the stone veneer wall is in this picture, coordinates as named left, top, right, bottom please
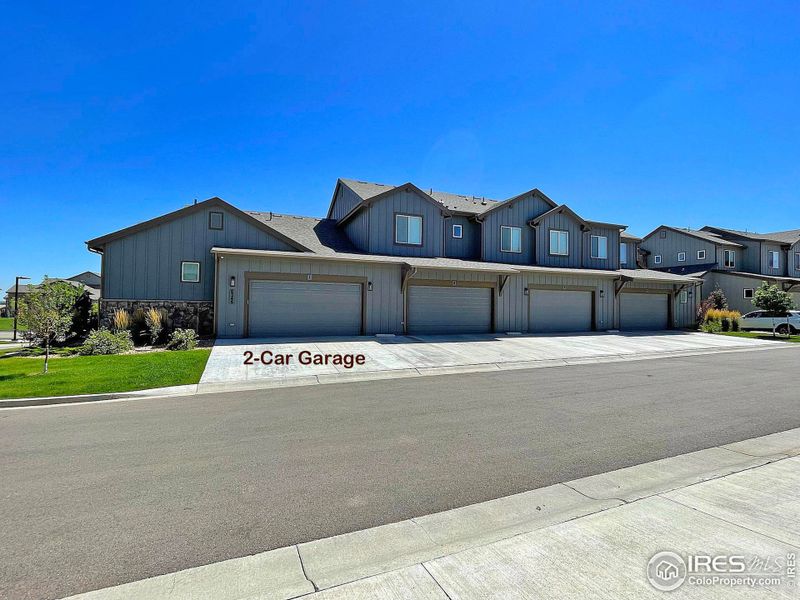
left=100, top=300, right=214, bottom=336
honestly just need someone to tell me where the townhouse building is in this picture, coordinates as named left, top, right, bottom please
left=86, top=179, right=701, bottom=337
left=640, top=226, right=800, bottom=314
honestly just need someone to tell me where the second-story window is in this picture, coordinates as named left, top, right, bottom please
left=590, top=235, right=608, bottom=259
left=500, top=226, right=522, bottom=253
left=795, top=252, right=800, bottom=271
left=209, top=211, right=224, bottom=230
left=620, top=243, right=628, bottom=265
left=724, top=250, right=736, bottom=268
left=452, top=224, right=463, bottom=239
left=677, top=251, right=686, bottom=262
left=768, top=251, right=780, bottom=269
left=549, top=230, right=569, bottom=256
left=697, top=250, right=706, bottom=260
left=395, top=214, right=422, bottom=245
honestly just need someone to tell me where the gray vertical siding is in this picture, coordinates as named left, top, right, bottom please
left=582, top=227, right=620, bottom=270
left=367, top=188, right=444, bottom=257
left=534, top=213, right=584, bottom=268
left=736, top=240, right=761, bottom=273
left=480, top=193, right=551, bottom=264
left=790, top=241, right=800, bottom=278
left=642, top=228, right=717, bottom=269
left=102, top=208, right=295, bottom=301
left=444, top=216, right=481, bottom=259
left=760, top=242, right=787, bottom=276
left=704, top=272, right=766, bottom=315
left=329, top=183, right=364, bottom=221
left=344, top=208, right=370, bottom=251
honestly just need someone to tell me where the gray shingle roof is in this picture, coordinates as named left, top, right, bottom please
left=701, top=226, right=800, bottom=246
left=618, top=269, right=703, bottom=283
left=246, top=212, right=359, bottom=255
left=620, top=231, right=642, bottom=241
left=760, top=228, right=800, bottom=245
left=650, top=226, right=743, bottom=247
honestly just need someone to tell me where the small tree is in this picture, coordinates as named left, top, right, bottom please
left=708, top=285, right=728, bottom=310
left=19, top=279, right=79, bottom=373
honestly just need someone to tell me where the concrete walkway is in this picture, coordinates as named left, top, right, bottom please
left=65, top=427, right=800, bottom=599
left=199, top=331, right=778, bottom=392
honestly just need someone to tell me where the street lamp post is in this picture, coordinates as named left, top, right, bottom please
left=13, top=275, right=30, bottom=342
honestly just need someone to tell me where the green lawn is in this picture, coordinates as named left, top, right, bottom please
left=716, top=331, right=800, bottom=343
left=0, top=317, right=26, bottom=331
left=0, top=349, right=211, bottom=399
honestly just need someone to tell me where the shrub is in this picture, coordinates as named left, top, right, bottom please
left=704, top=308, right=740, bottom=333
left=144, top=307, right=165, bottom=344
left=700, top=320, right=722, bottom=333
left=708, top=286, right=729, bottom=310
left=80, top=329, right=134, bottom=355
left=166, top=328, right=198, bottom=351
left=111, top=309, right=131, bottom=332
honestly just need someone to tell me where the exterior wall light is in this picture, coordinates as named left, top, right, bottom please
left=523, top=287, right=529, bottom=296
left=599, top=289, right=605, bottom=299
left=230, top=276, right=236, bottom=288
left=368, top=282, right=373, bottom=291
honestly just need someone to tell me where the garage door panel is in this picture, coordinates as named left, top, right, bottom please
left=529, top=290, right=592, bottom=333
left=248, top=280, right=362, bottom=337
left=408, top=286, right=492, bottom=335
left=620, top=292, right=669, bottom=331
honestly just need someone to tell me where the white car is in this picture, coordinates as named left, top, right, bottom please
left=739, top=310, right=800, bottom=335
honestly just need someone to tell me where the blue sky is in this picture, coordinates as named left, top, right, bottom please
left=2, top=2, right=799, bottom=290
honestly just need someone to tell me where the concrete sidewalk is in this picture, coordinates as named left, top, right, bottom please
left=198, top=331, right=781, bottom=393
left=66, top=427, right=800, bottom=599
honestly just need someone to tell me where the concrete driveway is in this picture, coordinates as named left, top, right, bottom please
left=199, top=331, right=776, bottom=390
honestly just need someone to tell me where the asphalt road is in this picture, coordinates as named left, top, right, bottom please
left=2, top=347, right=800, bottom=599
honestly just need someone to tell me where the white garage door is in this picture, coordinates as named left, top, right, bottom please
left=620, top=292, right=669, bottom=330
left=529, top=289, right=593, bottom=333
left=247, top=280, right=362, bottom=337
left=408, top=285, right=492, bottom=335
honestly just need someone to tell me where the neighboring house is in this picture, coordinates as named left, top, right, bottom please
left=3, top=273, right=101, bottom=315
left=86, top=179, right=701, bottom=337
left=641, top=226, right=800, bottom=314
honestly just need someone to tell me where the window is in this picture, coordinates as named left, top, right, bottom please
left=452, top=224, right=463, bottom=239
left=209, top=211, right=224, bottom=230
left=697, top=250, right=706, bottom=260
left=677, top=252, right=686, bottom=262
left=181, top=261, right=200, bottom=283
left=501, top=226, right=522, bottom=253
left=660, top=230, right=667, bottom=238
left=724, top=249, right=736, bottom=268
left=679, top=290, right=688, bottom=304
left=768, top=251, right=780, bottom=269
left=395, top=214, right=422, bottom=245
left=743, top=288, right=754, bottom=299
left=549, top=230, right=569, bottom=256
left=590, top=235, right=608, bottom=259
left=620, top=243, right=628, bottom=265
left=654, top=255, right=662, bottom=265
left=795, top=253, right=800, bottom=271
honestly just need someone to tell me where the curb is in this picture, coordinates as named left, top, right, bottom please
left=62, top=426, right=800, bottom=599
left=5, top=341, right=797, bottom=409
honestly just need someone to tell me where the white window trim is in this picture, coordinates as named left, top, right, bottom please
left=768, top=251, right=780, bottom=269
left=697, top=250, right=706, bottom=260
left=181, top=261, right=201, bottom=283
left=654, top=255, right=662, bottom=265
left=679, top=290, right=688, bottom=304
left=724, top=250, right=736, bottom=268
left=549, top=229, right=569, bottom=256
left=677, top=251, right=686, bottom=262
left=452, top=224, right=463, bottom=239
left=500, top=226, right=522, bottom=253
left=395, top=214, right=423, bottom=245
left=590, top=235, right=608, bottom=259
left=743, top=288, right=754, bottom=299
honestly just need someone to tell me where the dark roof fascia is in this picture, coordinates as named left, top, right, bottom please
left=700, top=226, right=789, bottom=247
left=586, top=220, right=628, bottom=231
left=475, top=187, right=558, bottom=221
left=642, top=225, right=744, bottom=248
left=336, top=182, right=453, bottom=227
left=711, top=269, right=800, bottom=285
left=86, top=197, right=311, bottom=253
left=528, top=205, right=590, bottom=231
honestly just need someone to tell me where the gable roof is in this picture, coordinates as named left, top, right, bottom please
left=474, top=187, right=558, bottom=220
left=643, top=225, right=744, bottom=248
left=700, top=226, right=795, bottom=246
left=529, top=205, right=590, bottom=230
left=86, top=197, right=310, bottom=252
left=335, top=181, right=455, bottom=226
